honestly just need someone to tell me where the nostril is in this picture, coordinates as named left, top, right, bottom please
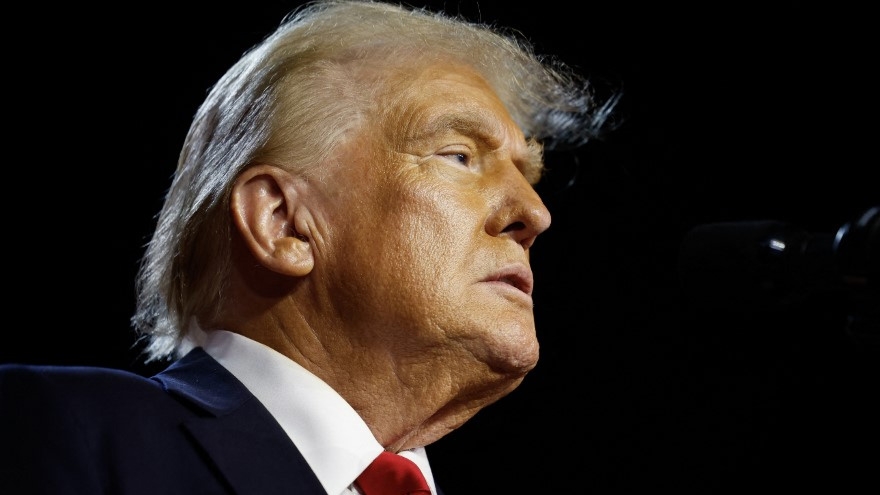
left=501, top=221, right=526, bottom=233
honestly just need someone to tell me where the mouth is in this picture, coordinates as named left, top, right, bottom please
left=483, top=265, right=534, bottom=296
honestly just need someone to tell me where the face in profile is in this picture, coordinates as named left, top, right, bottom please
left=314, top=62, right=551, bottom=384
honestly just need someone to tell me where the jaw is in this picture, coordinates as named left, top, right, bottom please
left=381, top=365, right=532, bottom=452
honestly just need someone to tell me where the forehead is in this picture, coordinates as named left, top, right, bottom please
left=387, top=64, right=517, bottom=136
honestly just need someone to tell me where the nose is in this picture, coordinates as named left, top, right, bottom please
left=486, top=164, right=552, bottom=250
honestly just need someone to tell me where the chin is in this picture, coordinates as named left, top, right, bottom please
left=482, top=322, right=540, bottom=375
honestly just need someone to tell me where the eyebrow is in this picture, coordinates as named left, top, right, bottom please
left=520, top=138, right=544, bottom=185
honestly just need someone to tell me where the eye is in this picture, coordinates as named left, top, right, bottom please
left=438, top=151, right=471, bottom=167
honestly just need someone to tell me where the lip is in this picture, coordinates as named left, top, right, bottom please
left=481, top=264, right=534, bottom=297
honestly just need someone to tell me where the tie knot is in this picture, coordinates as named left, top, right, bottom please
left=356, top=451, right=431, bottom=495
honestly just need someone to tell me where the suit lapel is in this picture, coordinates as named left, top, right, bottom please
left=154, top=348, right=326, bottom=495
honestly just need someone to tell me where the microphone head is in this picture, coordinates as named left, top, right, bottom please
left=678, top=220, right=836, bottom=311
left=677, top=206, right=878, bottom=340
left=833, top=205, right=879, bottom=291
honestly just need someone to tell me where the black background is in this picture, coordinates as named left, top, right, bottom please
left=5, top=1, right=878, bottom=493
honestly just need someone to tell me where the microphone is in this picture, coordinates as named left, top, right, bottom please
left=678, top=206, right=878, bottom=334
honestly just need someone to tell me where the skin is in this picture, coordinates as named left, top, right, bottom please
left=222, top=62, right=551, bottom=454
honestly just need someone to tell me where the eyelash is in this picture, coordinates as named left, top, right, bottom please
left=441, top=152, right=470, bottom=167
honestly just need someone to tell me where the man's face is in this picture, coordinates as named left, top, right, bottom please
left=316, top=63, right=551, bottom=382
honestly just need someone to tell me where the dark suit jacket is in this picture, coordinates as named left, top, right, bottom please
left=0, top=347, right=384, bottom=495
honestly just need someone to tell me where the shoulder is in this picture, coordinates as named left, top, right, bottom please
left=0, top=362, right=182, bottom=443
left=1, top=362, right=164, bottom=407
left=0, top=361, right=156, bottom=383
left=0, top=361, right=229, bottom=494
left=1, top=348, right=250, bottom=418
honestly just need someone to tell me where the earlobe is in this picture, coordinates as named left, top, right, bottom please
left=230, top=165, right=315, bottom=277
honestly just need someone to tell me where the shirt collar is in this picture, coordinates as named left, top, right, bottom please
left=200, top=330, right=436, bottom=494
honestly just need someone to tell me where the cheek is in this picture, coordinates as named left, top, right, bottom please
left=368, top=187, right=479, bottom=306
left=387, top=184, right=483, bottom=260
left=327, top=165, right=491, bottom=313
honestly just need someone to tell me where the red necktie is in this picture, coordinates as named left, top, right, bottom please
left=355, top=451, right=431, bottom=495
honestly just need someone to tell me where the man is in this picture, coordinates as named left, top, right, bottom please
left=0, top=1, right=616, bottom=493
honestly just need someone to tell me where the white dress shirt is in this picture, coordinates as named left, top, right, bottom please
left=197, top=329, right=439, bottom=495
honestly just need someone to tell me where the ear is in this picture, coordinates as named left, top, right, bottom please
left=230, top=164, right=314, bottom=277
